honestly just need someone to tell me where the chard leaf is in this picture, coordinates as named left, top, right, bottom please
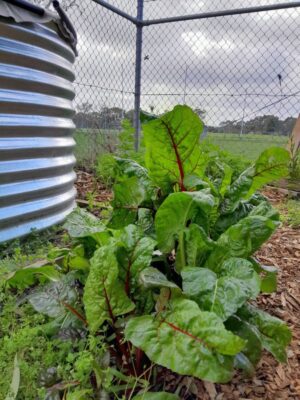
left=249, top=201, right=279, bottom=221
left=139, top=267, right=179, bottom=289
left=222, top=147, right=289, bottom=213
left=260, top=272, right=277, bottom=293
left=182, top=258, right=260, bottom=320
left=83, top=244, right=135, bottom=332
left=28, top=273, right=78, bottom=318
left=143, top=105, right=204, bottom=191
left=246, top=147, right=290, bottom=197
left=133, top=393, right=179, bottom=400
left=110, top=176, right=146, bottom=228
left=176, top=223, right=215, bottom=270
left=115, top=225, right=156, bottom=296
left=219, top=162, right=233, bottom=197
left=125, top=298, right=245, bottom=383
left=234, top=353, right=255, bottom=377
left=3, top=261, right=60, bottom=289
left=226, top=315, right=262, bottom=366
left=155, top=190, right=215, bottom=253
left=64, top=207, right=106, bottom=240
left=213, top=202, right=254, bottom=237
left=206, top=216, right=279, bottom=271
left=237, top=304, right=291, bottom=362
left=110, top=159, right=156, bottom=229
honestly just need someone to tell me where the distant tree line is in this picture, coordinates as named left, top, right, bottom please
left=74, top=103, right=296, bottom=136
left=208, top=115, right=296, bottom=136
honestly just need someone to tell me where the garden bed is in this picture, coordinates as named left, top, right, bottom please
left=74, top=171, right=300, bottom=399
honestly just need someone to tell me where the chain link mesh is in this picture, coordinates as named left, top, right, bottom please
left=32, top=1, right=299, bottom=163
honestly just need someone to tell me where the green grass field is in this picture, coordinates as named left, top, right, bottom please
left=205, top=133, right=288, bottom=161
left=74, top=129, right=289, bottom=165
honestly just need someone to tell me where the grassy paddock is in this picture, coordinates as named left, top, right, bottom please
left=74, top=130, right=289, bottom=165
left=205, top=133, right=288, bottom=160
left=74, top=129, right=119, bottom=165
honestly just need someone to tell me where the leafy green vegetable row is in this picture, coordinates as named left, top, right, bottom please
left=3, top=105, right=291, bottom=398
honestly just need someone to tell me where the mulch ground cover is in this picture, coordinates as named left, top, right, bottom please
left=75, top=171, right=300, bottom=400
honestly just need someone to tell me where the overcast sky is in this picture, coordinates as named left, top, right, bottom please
left=38, top=0, right=300, bottom=125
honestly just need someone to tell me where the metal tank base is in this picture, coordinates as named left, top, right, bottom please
left=0, top=16, right=77, bottom=243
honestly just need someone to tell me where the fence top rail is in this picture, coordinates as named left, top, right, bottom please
left=92, top=1, right=300, bottom=26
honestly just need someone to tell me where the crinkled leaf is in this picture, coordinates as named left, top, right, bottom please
left=218, top=162, right=233, bottom=197
left=222, top=148, right=289, bottom=213
left=115, top=225, right=156, bottom=294
left=143, top=105, right=204, bottom=191
left=249, top=201, right=279, bottom=221
left=226, top=315, right=262, bottom=366
left=176, top=223, right=215, bottom=270
left=237, top=304, right=291, bottom=362
left=213, top=202, right=254, bottom=238
left=64, top=207, right=106, bottom=239
left=137, top=208, right=154, bottom=233
left=206, top=216, right=279, bottom=272
left=28, top=272, right=78, bottom=318
left=246, top=147, right=290, bottom=197
left=139, top=267, right=179, bottom=290
left=83, top=244, right=135, bottom=332
left=182, top=258, right=260, bottom=320
left=110, top=158, right=157, bottom=229
left=133, top=392, right=179, bottom=400
left=155, top=190, right=215, bottom=253
left=3, top=261, right=60, bottom=289
left=125, top=298, right=245, bottom=383
left=109, top=176, right=145, bottom=229
left=183, top=175, right=210, bottom=190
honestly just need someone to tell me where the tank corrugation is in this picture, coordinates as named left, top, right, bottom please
left=0, top=17, right=76, bottom=242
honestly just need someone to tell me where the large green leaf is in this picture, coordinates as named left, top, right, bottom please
left=109, top=176, right=146, bottom=229
left=237, top=304, right=291, bottom=362
left=246, top=147, right=290, bottom=197
left=139, top=267, right=179, bottom=290
left=64, top=207, right=106, bottom=240
left=176, top=223, right=215, bottom=270
left=83, top=244, right=135, bottom=332
left=226, top=314, right=263, bottom=368
left=206, top=216, right=279, bottom=271
left=125, top=298, right=245, bottom=383
left=182, top=258, right=260, bottom=320
left=28, top=273, right=78, bottom=318
left=222, top=147, right=289, bottom=213
left=115, top=225, right=156, bottom=296
left=110, top=159, right=156, bottom=229
left=1, top=260, right=60, bottom=290
left=143, top=105, right=204, bottom=191
left=155, top=190, right=215, bottom=253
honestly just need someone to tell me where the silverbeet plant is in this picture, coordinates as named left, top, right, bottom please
left=80, top=105, right=290, bottom=382
left=6, top=105, right=292, bottom=397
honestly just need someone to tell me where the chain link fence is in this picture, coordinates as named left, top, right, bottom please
left=34, top=0, right=300, bottom=164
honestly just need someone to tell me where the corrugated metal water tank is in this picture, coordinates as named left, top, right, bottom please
left=0, top=15, right=77, bottom=242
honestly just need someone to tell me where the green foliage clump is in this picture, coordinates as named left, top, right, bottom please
left=95, top=152, right=117, bottom=188
left=1, top=105, right=292, bottom=399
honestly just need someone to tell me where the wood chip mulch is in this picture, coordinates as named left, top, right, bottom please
left=74, top=171, right=300, bottom=399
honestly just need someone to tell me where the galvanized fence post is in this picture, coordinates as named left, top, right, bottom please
left=134, top=0, right=144, bottom=152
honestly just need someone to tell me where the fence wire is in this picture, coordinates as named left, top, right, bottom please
left=33, top=1, right=299, bottom=165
